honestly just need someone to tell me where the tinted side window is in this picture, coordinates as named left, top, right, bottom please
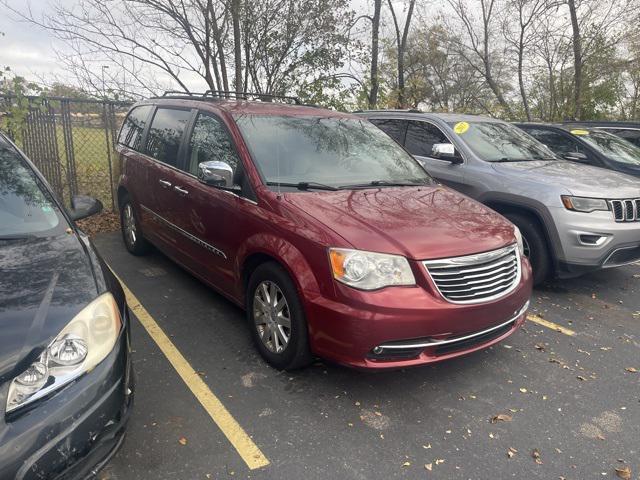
left=369, top=119, right=407, bottom=145
left=405, top=121, right=448, bottom=157
left=145, top=108, right=192, bottom=166
left=604, top=128, right=640, bottom=147
left=186, top=113, right=241, bottom=176
left=118, top=105, right=152, bottom=150
left=525, top=128, right=582, bottom=155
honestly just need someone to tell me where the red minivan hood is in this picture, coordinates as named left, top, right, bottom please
left=284, top=186, right=515, bottom=260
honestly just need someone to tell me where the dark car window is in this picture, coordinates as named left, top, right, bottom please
left=234, top=115, right=433, bottom=188
left=405, top=121, right=449, bottom=157
left=118, top=105, right=152, bottom=151
left=0, top=143, right=66, bottom=238
left=578, top=130, right=640, bottom=165
left=368, top=118, right=408, bottom=145
left=602, top=128, right=640, bottom=148
left=524, top=128, right=584, bottom=156
left=186, top=113, right=240, bottom=176
left=145, top=108, right=192, bottom=167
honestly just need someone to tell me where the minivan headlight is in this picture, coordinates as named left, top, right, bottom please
left=561, top=195, right=609, bottom=213
left=6, top=293, right=122, bottom=413
left=329, top=248, right=415, bottom=290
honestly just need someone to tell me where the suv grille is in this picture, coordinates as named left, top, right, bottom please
left=609, top=199, right=640, bottom=222
left=423, top=245, right=521, bottom=304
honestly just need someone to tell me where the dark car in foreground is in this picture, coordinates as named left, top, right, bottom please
left=116, top=92, right=532, bottom=371
left=0, top=132, right=133, bottom=479
left=516, top=123, right=640, bottom=177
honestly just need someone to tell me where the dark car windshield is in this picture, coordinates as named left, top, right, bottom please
left=576, top=130, right=640, bottom=166
left=448, top=120, right=557, bottom=162
left=0, top=142, right=66, bottom=238
left=234, top=115, right=434, bottom=189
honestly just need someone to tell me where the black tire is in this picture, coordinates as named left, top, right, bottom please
left=504, top=212, right=550, bottom=286
left=119, top=195, right=151, bottom=256
left=246, top=262, right=312, bottom=370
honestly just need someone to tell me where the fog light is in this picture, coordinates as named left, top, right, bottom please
left=372, top=346, right=384, bottom=355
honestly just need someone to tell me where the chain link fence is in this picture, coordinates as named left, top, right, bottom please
left=1, top=95, right=133, bottom=211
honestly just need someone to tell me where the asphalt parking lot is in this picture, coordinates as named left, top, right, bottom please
left=93, top=231, right=639, bottom=480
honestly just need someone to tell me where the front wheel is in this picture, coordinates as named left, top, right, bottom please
left=505, top=212, right=550, bottom=286
left=246, top=262, right=312, bottom=370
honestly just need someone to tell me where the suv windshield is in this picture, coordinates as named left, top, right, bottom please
left=234, top=115, right=434, bottom=189
left=578, top=130, right=640, bottom=165
left=448, top=121, right=557, bottom=162
left=0, top=141, right=65, bottom=238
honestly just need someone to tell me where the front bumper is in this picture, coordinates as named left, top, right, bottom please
left=549, top=206, right=640, bottom=277
left=0, top=312, right=133, bottom=480
left=305, top=257, right=532, bottom=369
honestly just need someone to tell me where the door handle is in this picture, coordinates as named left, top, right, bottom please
left=173, top=186, right=189, bottom=196
left=159, top=179, right=172, bottom=188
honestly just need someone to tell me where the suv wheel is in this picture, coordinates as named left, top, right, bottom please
left=505, top=213, right=549, bottom=285
left=246, top=262, right=312, bottom=370
left=120, top=195, right=151, bottom=255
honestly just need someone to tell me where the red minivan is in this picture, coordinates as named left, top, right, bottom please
left=116, top=93, right=532, bottom=370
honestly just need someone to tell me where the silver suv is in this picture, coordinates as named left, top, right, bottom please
left=360, top=111, right=640, bottom=284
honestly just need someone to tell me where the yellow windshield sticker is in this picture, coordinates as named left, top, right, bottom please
left=454, top=122, right=470, bottom=134
left=571, top=129, right=589, bottom=136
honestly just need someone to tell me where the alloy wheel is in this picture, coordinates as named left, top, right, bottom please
left=253, top=280, right=291, bottom=353
left=123, top=204, right=137, bottom=246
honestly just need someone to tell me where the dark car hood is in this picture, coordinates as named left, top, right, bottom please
left=491, top=160, right=640, bottom=197
left=284, top=185, right=516, bottom=260
left=0, top=233, right=98, bottom=386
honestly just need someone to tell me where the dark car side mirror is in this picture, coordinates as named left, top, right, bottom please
left=69, top=195, right=103, bottom=221
left=563, top=151, right=590, bottom=163
left=431, top=143, right=463, bottom=164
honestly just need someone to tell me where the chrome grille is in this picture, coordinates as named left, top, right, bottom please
left=423, top=245, right=521, bottom=304
left=609, top=199, right=640, bottom=222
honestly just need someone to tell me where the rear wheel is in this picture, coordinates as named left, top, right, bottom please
left=120, top=195, right=151, bottom=255
left=504, top=212, right=550, bottom=285
left=246, top=262, right=312, bottom=370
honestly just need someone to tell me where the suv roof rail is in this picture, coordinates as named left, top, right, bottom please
left=408, top=108, right=422, bottom=113
left=156, top=90, right=302, bottom=105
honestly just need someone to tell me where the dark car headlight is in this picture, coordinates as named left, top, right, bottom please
left=6, top=293, right=122, bottom=414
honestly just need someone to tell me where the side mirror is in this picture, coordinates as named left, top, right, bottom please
left=198, top=160, right=234, bottom=188
left=563, top=151, right=590, bottom=163
left=69, top=195, right=103, bottom=221
left=431, top=143, right=463, bottom=164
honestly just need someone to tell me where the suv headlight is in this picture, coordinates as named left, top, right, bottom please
left=561, top=195, right=609, bottom=213
left=329, top=248, right=416, bottom=290
left=513, top=226, right=525, bottom=256
left=6, top=293, right=122, bottom=413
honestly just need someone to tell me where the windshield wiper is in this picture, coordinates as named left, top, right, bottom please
left=343, top=180, right=426, bottom=189
left=493, top=157, right=530, bottom=163
left=265, top=181, right=339, bottom=191
left=0, top=234, right=38, bottom=241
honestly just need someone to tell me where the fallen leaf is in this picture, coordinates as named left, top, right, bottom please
left=615, top=466, right=631, bottom=479
left=519, top=388, right=528, bottom=393
left=425, top=463, right=433, bottom=471
left=435, top=459, right=445, bottom=465
left=490, top=413, right=513, bottom=423
left=507, top=447, right=518, bottom=458
left=423, top=443, right=432, bottom=449
left=178, top=437, right=187, bottom=446
left=402, top=461, right=411, bottom=467
left=532, top=449, right=542, bottom=464
left=576, top=375, right=586, bottom=381
left=534, top=343, right=545, bottom=351
left=625, top=367, right=637, bottom=373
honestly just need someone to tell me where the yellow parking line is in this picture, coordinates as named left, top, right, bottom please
left=527, top=314, right=576, bottom=336
left=116, top=274, right=270, bottom=470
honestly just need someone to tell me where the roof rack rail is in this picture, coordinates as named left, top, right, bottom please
left=157, top=90, right=302, bottom=105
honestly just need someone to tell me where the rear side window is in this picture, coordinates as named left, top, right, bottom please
left=369, top=118, right=407, bottom=145
left=603, top=128, right=640, bottom=147
left=405, top=121, right=449, bottom=157
left=525, top=128, right=583, bottom=155
left=145, top=108, right=192, bottom=167
left=118, top=105, right=152, bottom=150
left=185, top=113, right=240, bottom=176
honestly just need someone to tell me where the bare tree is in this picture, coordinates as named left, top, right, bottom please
left=387, top=0, right=416, bottom=107
left=369, top=0, right=382, bottom=108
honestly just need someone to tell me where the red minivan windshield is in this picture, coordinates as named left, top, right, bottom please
left=234, top=115, right=434, bottom=189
